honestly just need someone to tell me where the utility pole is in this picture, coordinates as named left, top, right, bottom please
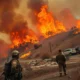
left=49, top=42, right=52, bottom=54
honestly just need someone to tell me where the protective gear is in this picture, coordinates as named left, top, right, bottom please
left=3, top=50, right=22, bottom=80
left=12, top=60, right=18, bottom=68
left=3, top=62, right=11, bottom=80
left=10, top=59, right=22, bottom=80
left=12, top=50, right=20, bottom=59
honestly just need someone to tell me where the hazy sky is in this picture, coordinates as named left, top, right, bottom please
left=16, top=0, right=80, bottom=19
left=0, top=32, right=11, bottom=44
left=48, top=0, right=80, bottom=19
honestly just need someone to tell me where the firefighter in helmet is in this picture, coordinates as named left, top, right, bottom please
left=3, top=50, right=22, bottom=80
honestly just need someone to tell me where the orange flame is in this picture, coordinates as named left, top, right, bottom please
left=36, top=5, right=66, bottom=38
left=74, top=20, right=80, bottom=34
left=10, top=5, right=67, bottom=48
left=10, top=28, right=38, bottom=48
left=20, top=51, right=31, bottom=59
left=77, top=20, right=80, bottom=30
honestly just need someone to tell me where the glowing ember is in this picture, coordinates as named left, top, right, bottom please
left=20, top=51, right=31, bottom=59
left=36, top=5, right=66, bottom=38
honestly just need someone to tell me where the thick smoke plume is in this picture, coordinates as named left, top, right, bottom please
left=0, top=0, right=31, bottom=42
left=0, top=0, right=30, bottom=59
left=0, top=0, right=20, bottom=33
left=27, top=0, right=45, bottom=12
left=10, top=20, right=28, bottom=44
left=48, top=0, right=80, bottom=29
left=27, top=0, right=46, bottom=24
left=0, top=40, right=9, bottom=59
left=48, top=0, right=80, bottom=19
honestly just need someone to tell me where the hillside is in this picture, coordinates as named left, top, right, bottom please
left=29, top=29, right=80, bottom=59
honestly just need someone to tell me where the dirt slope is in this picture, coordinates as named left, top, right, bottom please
left=30, top=30, right=80, bottom=58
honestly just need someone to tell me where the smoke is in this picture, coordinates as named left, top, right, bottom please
left=0, top=0, right=20, bottom=33
left=0, top=40, right=10, bottom=59
left=27, top=0, right=46, bottom=25
left=0, top=0, right=39, bottom=45
left=10, top=20, right=28, bottom=42
left=15, top=0, right=80, bottom=31
left=0, top=0, right=20, bottom=45
left=0, top=0, right=79, bottom=39
left=0, top=33, right=10, bottom=59
left=26, top=0, right=80, bottom=31
left=0, top=0, right=28, bottom=59
left=48, top=0, right=80, bottom=19
left=67, top=0, right=80, bottom=19
left=48, top=0, right=80, bottom=29
left=27, top=0, right=45, bottom=12
left=0, top=32, right=11, bottom=44
left=0, top=0, right=30, bottom=43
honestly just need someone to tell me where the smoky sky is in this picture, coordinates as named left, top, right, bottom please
left=48, top=0, right=80, bottom=19
left=27, top=0, right=46, bottom=25
left=10, top=21, right=28, bottom=42
left=0, top=0, right=19, bottom=33
left=67, top=0, right=80, bottom=19
left=27, top=0, right=45, bottom=12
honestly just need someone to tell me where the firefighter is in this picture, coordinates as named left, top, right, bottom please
left=56, top=50, right=67, bottom=77
left=3, top=50, right=22, bottom=80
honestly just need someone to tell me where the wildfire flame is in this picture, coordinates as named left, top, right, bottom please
left=77, top=20, right=80, bottom=30
left=74, top=20, right=80, bottom=34
left=9, top=5, right=68, bottom=59
left=10, top=28, right=38, bottom=48
left=20, top=51, right=31, bottom=59
left=10, top=5, right=67, bottom=48
left=36, top=5, right=66, bottom=38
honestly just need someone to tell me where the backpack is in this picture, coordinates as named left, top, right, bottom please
left=4, top=59, right=22, bottom=80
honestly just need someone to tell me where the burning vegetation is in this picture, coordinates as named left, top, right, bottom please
left=10, top=22, right=38, bottom=48
left=20, top=51, right=31, bottom=59
left=76, top=20, right=80, bottom=32
left=36, top=5, right=66, bottom=38
left=10, top=5, right=67, bottom=49
left=72, top=20, right=80, bottom=34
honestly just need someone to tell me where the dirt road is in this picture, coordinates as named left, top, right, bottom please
left=0, top=55, right=80, bottom=80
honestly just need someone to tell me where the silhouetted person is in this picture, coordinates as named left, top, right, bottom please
left=56, top=50, right=67, bottom=77
left=3, top=50, right=22, bottom=80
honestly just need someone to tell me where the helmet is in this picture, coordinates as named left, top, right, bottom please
left=12, top=50, right=20, bottom=59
